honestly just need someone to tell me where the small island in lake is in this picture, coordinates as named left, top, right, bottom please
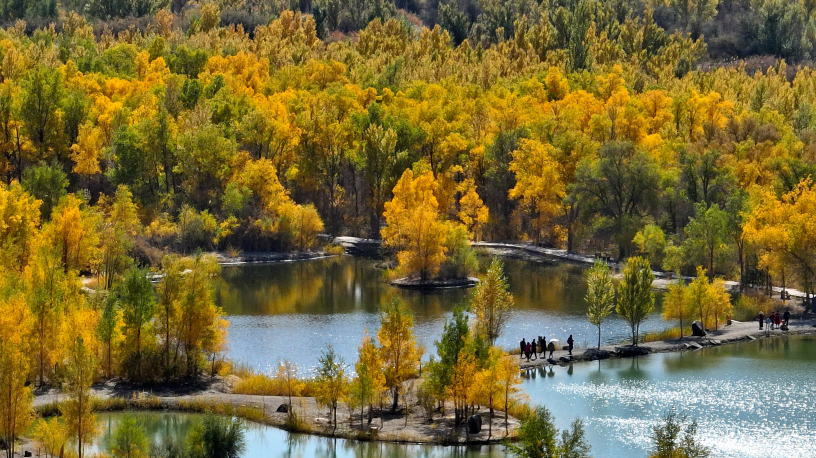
left=380, top=169, right=485, bottom=289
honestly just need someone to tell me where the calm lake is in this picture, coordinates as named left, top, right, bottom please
left=216, top=256, right=666, bottom=374
left=89, top=335, right=816, bottom=458
left=203, top=256, right=816, bottom=457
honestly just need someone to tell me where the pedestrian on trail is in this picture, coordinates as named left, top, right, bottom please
left=783, top=310, right=791, bottom=326
left=567, top=335, right=574, bottom=355
left=520, top=338, right=526, bottom=359
left=525, top=343, right=532, bottom=361
left=758, top=311, right=764, bottom=330
left=547, top=341, right=555, bottom=359
left=774, top=311, right=781, bottom=328
left=538, top=336, right=545, bottom=357
left=530, top=339, right=537, bottom=360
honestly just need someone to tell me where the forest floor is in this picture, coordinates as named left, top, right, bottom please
left=30, top=376, right=519, bottom=448
left=513, top=315, right=816, bottom=371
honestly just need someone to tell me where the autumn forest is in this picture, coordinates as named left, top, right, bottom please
left=0, top=0, right=816, bottom=455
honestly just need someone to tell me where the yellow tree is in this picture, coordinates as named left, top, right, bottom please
left=377, top=299, right=422, bottom=412
left=155, top=255, right=184, bottom=370
left=0, top=181, right=41, bottom=272
left=662, top=281, right=691, bottom=338
left=25, top=245, right=73, bottom=386
left=42, top=194, right=100, bottom=273
left=0, top=291, right=33, bottom=458
left=31, top=417, right=68, bottom=458
left=470, top=257, right=514, bottom=346
left=178, top=254, right=224, bottom=377
left=351, top=330, right=385, bottom=428
left=497, top=355, right=522, bottom=435
left=457, top=179, right=489, bottom=240
left=447, top=346, right=478, bottom=427
left=474, top=347, right=504, bottom=439
left=381, top=169, right=447, bottom=280
left=69, top=123, right=103, bottom=184
left=744, top=180, right=816, bottom=298
left=63, top=336, right=98, bottom=458
left=685, top=267, right=732, bottom=330
left=509, top=139, right=564, bottom=244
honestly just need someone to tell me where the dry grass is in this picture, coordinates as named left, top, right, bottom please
left=323, top=244, right=345, bottom=255
left=641, top=327, right=690, bottom=342
left=732, top=294, right=777, bottom=322
left=232, top=373, right=318, bottom=397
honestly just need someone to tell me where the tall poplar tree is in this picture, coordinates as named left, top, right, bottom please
left=616, top=256, right=655, bottom=346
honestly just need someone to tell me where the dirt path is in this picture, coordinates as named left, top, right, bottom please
left=513, top=316, right=816, bottom=370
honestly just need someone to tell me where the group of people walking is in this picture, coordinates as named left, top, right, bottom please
left=758, top=310, right=790, bottom=330
left=519, top=335, right=574, bottom=361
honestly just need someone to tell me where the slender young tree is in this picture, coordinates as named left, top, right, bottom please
left=471, top=257, right=514, bottom=346
left=63, top=336, right=98, bottom=458
left=351, top=331, right=384, bottom=428
left=314, top=345, right=348, bottom=432
left=110, top=415, right=149, bottom=458
left=0, top=294, right=34, bottom=458
left=586, top=259, right=615, bottom=349
left=378, top=299, right=422, bottom=412
left=118, top=266, right=156, bottom=379
left=616, top=256, right=655, bottom=346
left=498, top=355, right=522, bottom=435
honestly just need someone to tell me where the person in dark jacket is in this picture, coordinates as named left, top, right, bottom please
left=530, top=339, right=537, bottom=360
left=547, top=341, right=555, bottom=359
left=538, top=336, right=545, bottom=357
left=520, top=338, right=526, bottom=359
left=758, top=311, right=764, bottom=330
left=567, top=335, right=574, bottom=355
left=783, top=310, right=790, bottom=326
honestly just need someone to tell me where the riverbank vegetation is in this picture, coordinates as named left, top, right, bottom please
left=0, top=182, right=228, bottom=457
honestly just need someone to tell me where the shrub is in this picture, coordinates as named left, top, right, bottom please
left=186, top=413, right=246, bottom=458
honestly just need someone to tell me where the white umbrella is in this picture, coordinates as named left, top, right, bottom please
left=549, top=338, right=560, bottom=343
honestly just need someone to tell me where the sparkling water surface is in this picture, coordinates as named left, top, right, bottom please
left=524, top=334, right=816, bottom=458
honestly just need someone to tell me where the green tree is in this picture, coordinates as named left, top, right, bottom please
left=425, top=307, right=469, bottom=407
left=111, top=415, right=148, bottom=458
left=682, top=203, right=730, bottom=280
left=576, top=141, right=661, bottom=259
left=118, top=266, right=156, bottom=379
left=97, top=296, right=119, bottom=378
left=470, top=258, right=514, bottom=346
left=21, top=162, right=68, bottom=220
left=616, top=256, right=655, bottom=346
left=20, top=67, right=64, bottom=153
left=586, top=259, right=615, bottom=349
left=506, top=406, right=591, bottom=458
left=314, top=345, right=348, bottom=432
left=650, top=409, right=711, bottom=458
left=63, top=337, right=98, bottom=458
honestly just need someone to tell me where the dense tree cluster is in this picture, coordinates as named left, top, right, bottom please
left=0, top=4, right=814, bottom=289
